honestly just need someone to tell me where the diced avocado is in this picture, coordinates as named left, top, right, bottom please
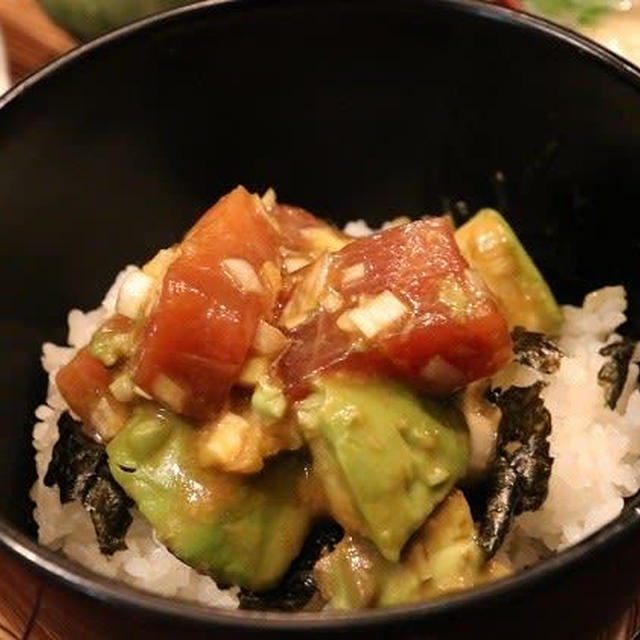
left=314, top=535, right=384, bottom=610
left=455, top=208, right=562, bottom=335
left=296, top=373, right=469, bottom=562
left=107, top=406, right=312, bottom=591
left=89, top=326, right=133, bottom=367
left=314, top=490, right=507, bottom=609
left=251, top=377, right=288, bottom=421
left=379, top=490, right=486, bottom=606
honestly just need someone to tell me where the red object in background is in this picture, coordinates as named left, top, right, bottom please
left=500, top=0, right=523, bottom=9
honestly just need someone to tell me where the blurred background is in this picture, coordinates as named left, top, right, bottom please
left=0, top=0, right=75, bottom=86
left=1, top=0, right=640, bottom=94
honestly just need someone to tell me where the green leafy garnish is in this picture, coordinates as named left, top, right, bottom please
left=525, top=0, right=615, bottom=25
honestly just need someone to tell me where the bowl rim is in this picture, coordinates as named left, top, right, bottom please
left=3, top=0, right=640, bottom=629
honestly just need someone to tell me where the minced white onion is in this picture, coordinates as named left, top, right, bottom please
left=109, top=374, right=135, bottom=403
left=321, top=289, right=344, bottom=313
left=260, top=261, right=282, bottom=295
left=261, top=187, right=277, bottom=212
left=341, top=290, right=408, bottom=338
left=199, top=413, right=249, bottom=467
left=198, top=412, right=260, bottom=473
left=90, top=397, right=124, bottom=441
left=142, top=247, right=178, bottom=280
left=341, top=263, right=366, bottom=286
left=221, top=258, right=264, bottom=294
left=237, top=357, right=269, bottom=387
left=284, top=255, right=312, bottom=273
left=252, top=320, right=289, bottom=356
left=152, top=375, right=187, bottom=413
left=279, top=254, right=331, bottom=329
left=116, top=269, right=155, bottom=319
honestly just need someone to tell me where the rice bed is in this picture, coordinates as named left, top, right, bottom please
left=30, top=265, right=640, bottom=603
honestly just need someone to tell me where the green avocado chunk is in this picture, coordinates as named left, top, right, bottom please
left=88, top=327, right=133, bottom=367
left=296, top=373, right=469, bottom=562
left=455, top=208, right=562, bottom=335
left=107, top=406, right=312, bottom=591
left=314, top=490, right=506, bottom=609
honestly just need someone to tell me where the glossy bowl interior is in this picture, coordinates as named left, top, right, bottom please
left=2, top=0, right=640, bottom=636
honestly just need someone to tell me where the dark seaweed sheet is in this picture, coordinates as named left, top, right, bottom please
left=477, top=456, right=520, bottom=557
left=512, top=326, right=563, bottom=374
left=598, top=339, right=636, bottom=410
left=44, top=413, right=133, bottom=555
left=239, top=520, right=343, bottom=611
left=478, top=383, right=553, bottom=558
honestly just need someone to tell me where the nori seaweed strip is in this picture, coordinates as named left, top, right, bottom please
left=239, top=520, right=343, bottom=611
left=44, top=413, right=133, bottom=555
left=496, top=382, right=553, bottom=449
left=598, top=339, right=636, bottom=410
left=478, top=383, right=553, bottom=558
left=477, top=456, right=520, bottom=558
left=512, top=327, right=563, bottom=374
left=510, top=433, right=552, bottom=512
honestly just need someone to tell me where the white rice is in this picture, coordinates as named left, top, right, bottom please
left=494, top=285, right=640, bottom=568
left=30, top=263, right=640, bottom=600
left=31, top=267, right=239, bottom=608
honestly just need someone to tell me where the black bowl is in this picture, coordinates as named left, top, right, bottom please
left=2, top=0, right=640, bottom=637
